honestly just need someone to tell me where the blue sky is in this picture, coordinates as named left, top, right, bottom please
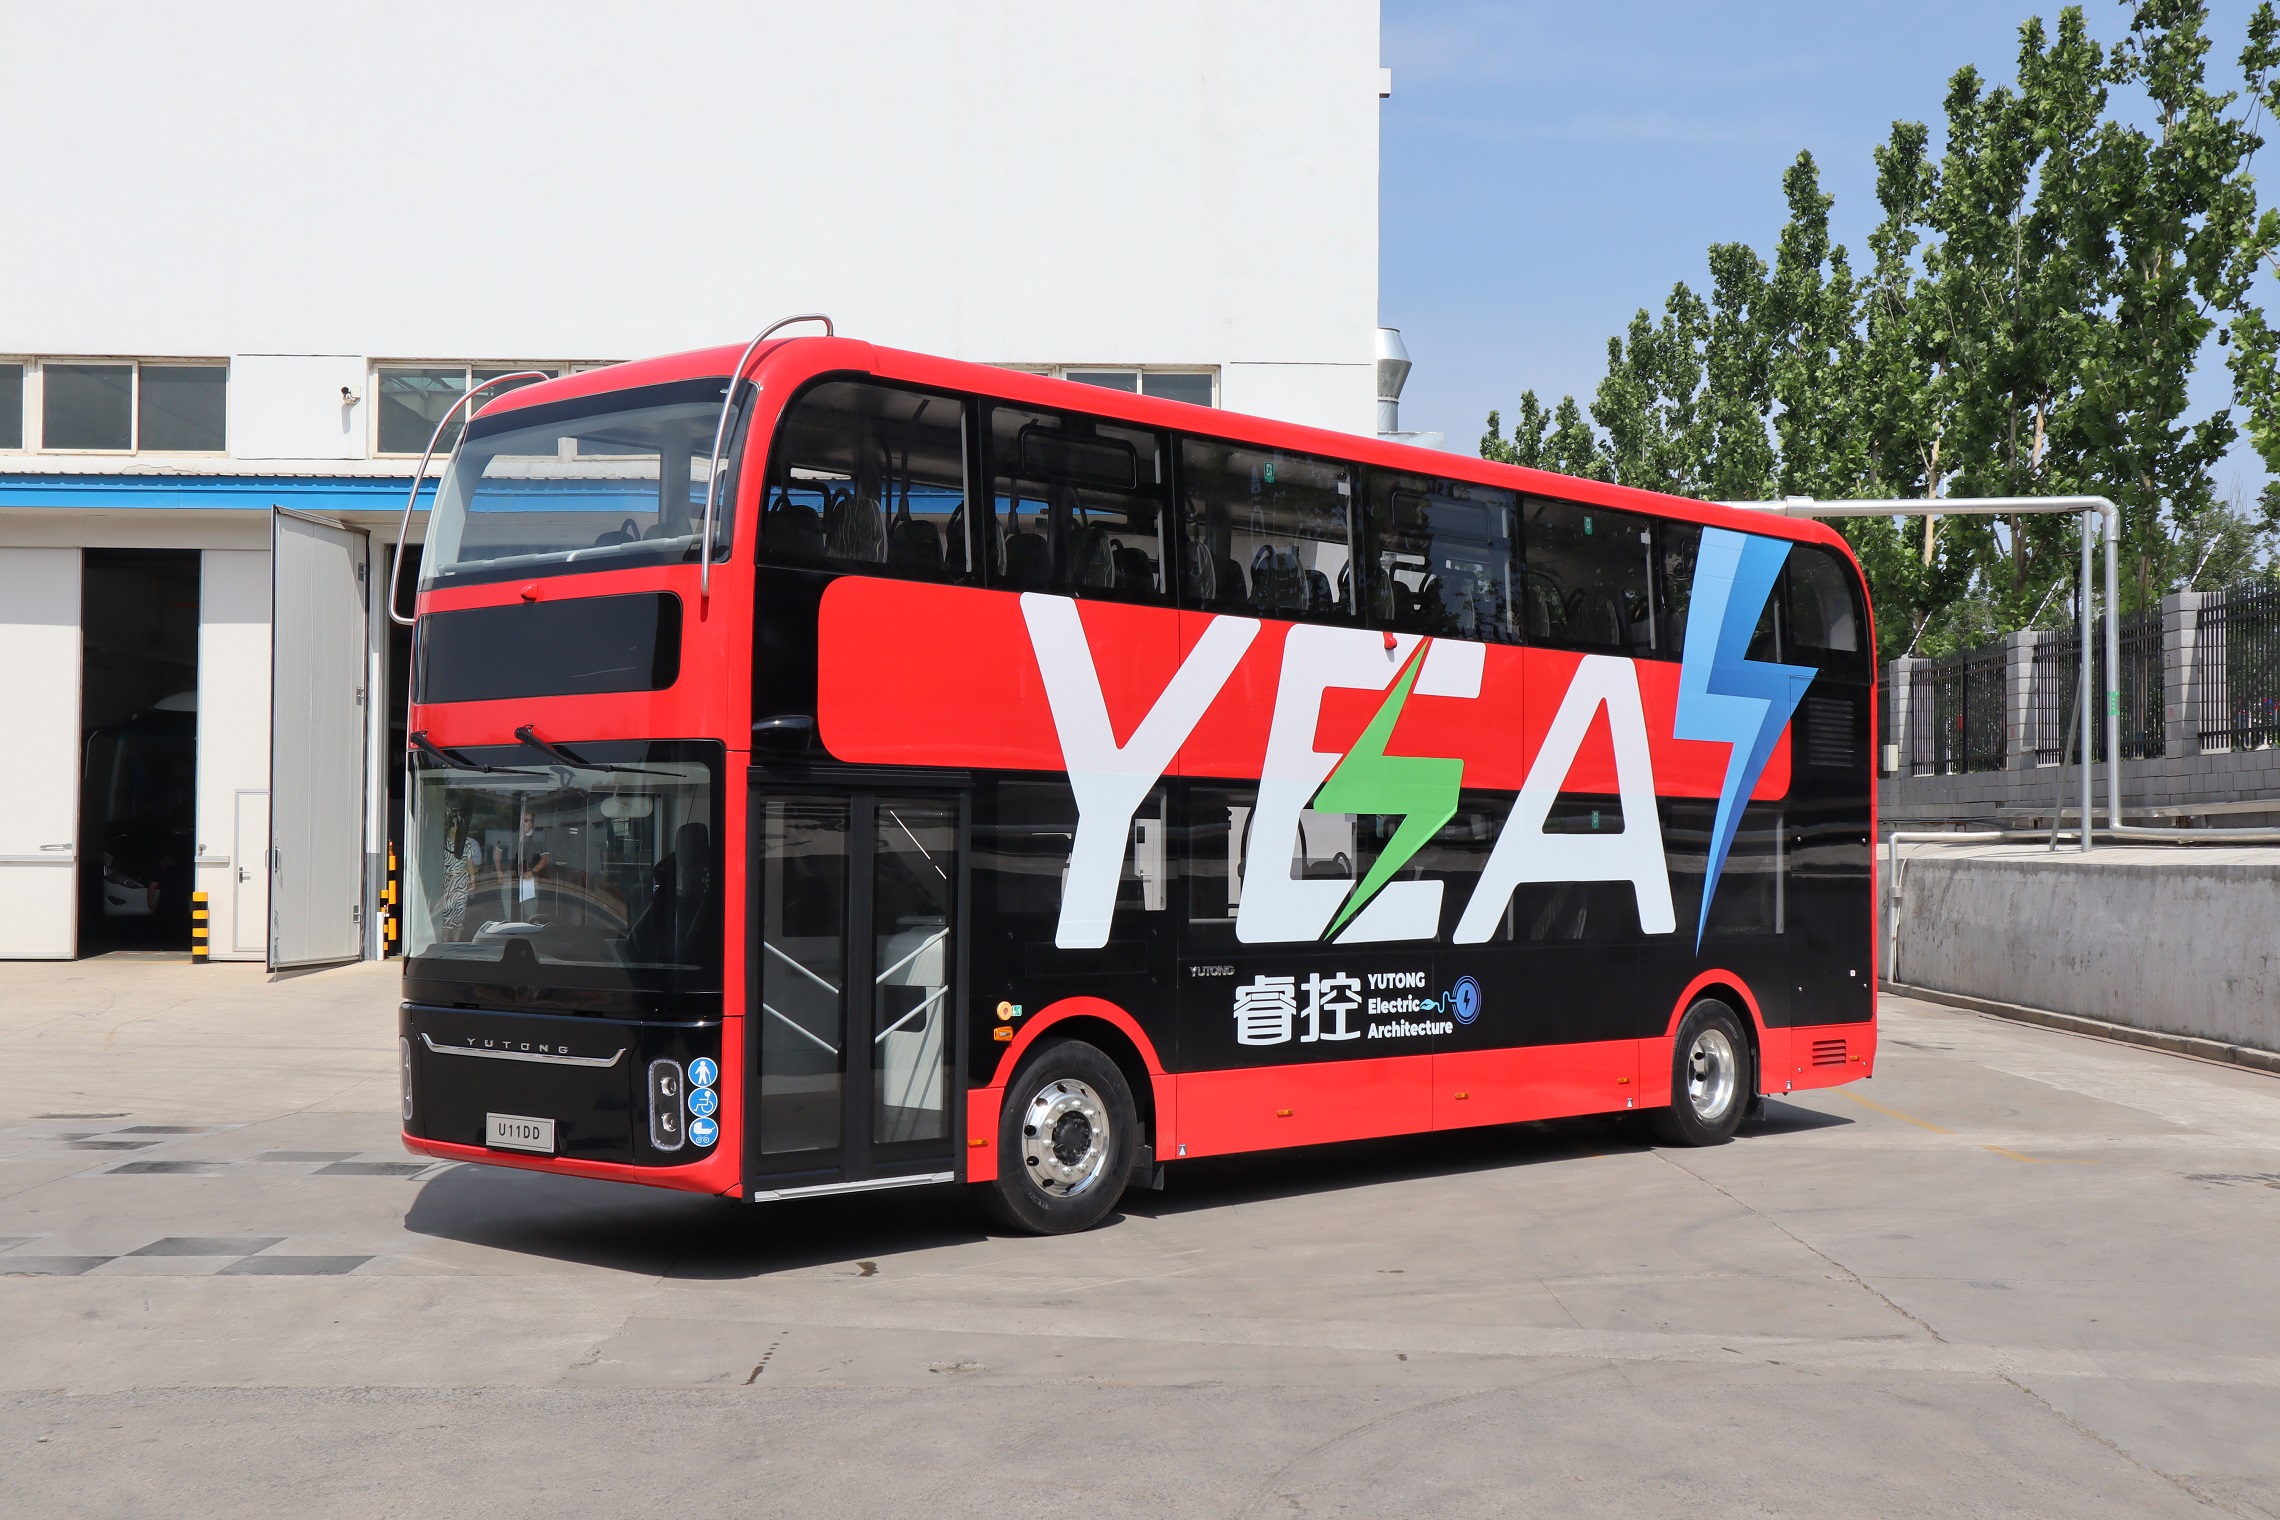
left=1378, top=0, right=2270, bottom=491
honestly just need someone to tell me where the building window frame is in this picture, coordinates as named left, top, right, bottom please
left=994, top=365, right=1219, bottom=409
left=28, top=358, right=231, bottom=456
left=0, top=359, right=27, bottom=452
left=369, top=361, right=609, bottom=457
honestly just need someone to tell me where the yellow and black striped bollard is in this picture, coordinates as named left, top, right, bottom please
left=384, top=844, right=400, bottom=951
left=190, top=890, right=210, bottom=963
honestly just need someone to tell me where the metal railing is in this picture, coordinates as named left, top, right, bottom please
left=1909, top=644, right=2005, bottom=775
left=2196, top=583, right=2280, bottom=753
left=2029, top=612, right=2163, bottom=764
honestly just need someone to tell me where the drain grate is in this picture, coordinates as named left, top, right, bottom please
left=105, top=1160, right=225, bottom=1176
left=315, top=1161, right=431, bottom=1178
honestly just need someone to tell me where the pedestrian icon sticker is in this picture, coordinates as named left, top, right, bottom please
left=688, top=1058, right=718, bottom=1089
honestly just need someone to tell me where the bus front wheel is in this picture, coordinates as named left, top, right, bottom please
left=1648, top=999, right=1751, bottom=1147
left=983, top=1038, right=1138, bottom=1234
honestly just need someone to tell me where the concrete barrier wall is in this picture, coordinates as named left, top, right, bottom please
left=1890, top=845, right=2280, bottom=1055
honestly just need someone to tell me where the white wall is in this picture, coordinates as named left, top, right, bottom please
left=195, top=550, right=272, bottom=961
left=0, top=2, right=1381, bottom=438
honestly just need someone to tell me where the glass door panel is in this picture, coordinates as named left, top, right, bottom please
left=872, top=800, right=955, bottom=1147
left=757, top=797, right=848, bottom=1157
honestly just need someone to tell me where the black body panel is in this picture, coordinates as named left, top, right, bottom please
left=401, top=1003, right=721, bottom=1167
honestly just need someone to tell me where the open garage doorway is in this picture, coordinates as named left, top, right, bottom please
left=78, top=549, right=200, bottom=954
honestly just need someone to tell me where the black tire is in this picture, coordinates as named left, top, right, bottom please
left=1647, top=998, right=1752, bottom=1146
left=982, top=1038, right=1138, bottom=1234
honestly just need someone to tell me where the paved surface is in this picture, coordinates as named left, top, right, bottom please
left=5, top=958, right=2280, bottom=1518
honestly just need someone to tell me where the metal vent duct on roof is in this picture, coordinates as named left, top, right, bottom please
left=1375, top=327, right=1412, bottom=435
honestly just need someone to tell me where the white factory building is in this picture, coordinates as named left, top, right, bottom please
left=0, top=2, right=1395, bottom=964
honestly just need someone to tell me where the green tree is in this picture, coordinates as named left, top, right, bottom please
left=1485, top=0, right=2280, bottom=662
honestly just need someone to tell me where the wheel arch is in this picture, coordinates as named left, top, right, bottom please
left=1660, top=970, right=1766, bottom=1095
left=967, top=995, right=1171, bottom=1184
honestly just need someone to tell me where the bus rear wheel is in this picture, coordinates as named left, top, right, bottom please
left=1648, top=999, right=1751, bottom=1146
left=983, top=1038, right=1138, bottom=1234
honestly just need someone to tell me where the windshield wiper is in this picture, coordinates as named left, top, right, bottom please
left=408, top=730, right=542, bottom=777
left=512, top=724, right=673, bottom=777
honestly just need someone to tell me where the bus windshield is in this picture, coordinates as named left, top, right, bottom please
left=420, top=379, right=748, bottom=591
left=403, top=742, right=722, bottom=1005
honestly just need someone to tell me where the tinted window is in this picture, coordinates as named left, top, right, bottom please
left=1521, top=498, right=1656, bottom=654
left=138, top=364, right=227, bottom=452
left=415, top=593, right=681, bottom=703
left=0, top=363, right=22, bottom=449
left=1786, top=544, right=1868, bottom=677
left=43, top=363, right=132, bottom=450
left=764, top=381, right=971, bottom=581
left=421, top=381, right=744, bottom=590
left=1142, top=372, right=1214, bottom=406
left=1658, top=520, right=1778, bottom=661
left=378, top=367, right=467, bottom=456
left=1180, top=439, right=1354, bottom=621
left=987, top=405, right=1167, bottom=601
left=1362, top=471, right=1521, bottom=642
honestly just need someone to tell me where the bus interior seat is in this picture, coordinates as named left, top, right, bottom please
left=763, top=496, right=825, bottom=559
left=1111, top=542, right=1154, bottom=596
left=625, top=821, right=714, bottom=967
left=592, top=517, right=642, bottom=548
left=1570, top=590, right=1624, bottom=647
left=887, top=515, right=943, bottom=575
left=1071, top=524, right=1117, bottom=588
left=1524, top=573, right=1563, bottom=640
left=1003, top=531, right=1049, bottom=587
left=824, top=489, right=887, bottom=562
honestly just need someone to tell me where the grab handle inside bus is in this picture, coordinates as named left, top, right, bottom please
left=386, top=370, right=552, bottom=629
left=701, top=313, right=834, bottom=604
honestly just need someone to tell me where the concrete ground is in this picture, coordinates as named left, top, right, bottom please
left=5, top=959, right=2280, bottom=1518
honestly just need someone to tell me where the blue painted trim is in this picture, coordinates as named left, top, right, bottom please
left=0, top=473, right=435, bottom=513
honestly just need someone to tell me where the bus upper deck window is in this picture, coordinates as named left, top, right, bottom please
left=985, top=405, right=1168, bottom=603
left=1522, top=497, right=1655, bottom=656
left=1180, top=440, right=1354, bottom=622
left=1785, top=544, right=1868, bottom=678
left=763, top=381, right=973, bottom=582
left=1360, top=471, right=1520, bottom=643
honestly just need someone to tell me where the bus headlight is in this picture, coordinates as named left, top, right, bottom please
left=648, top=1059, right=685, bottom=1152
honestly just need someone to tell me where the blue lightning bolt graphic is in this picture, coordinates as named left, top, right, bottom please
left=1674, top=528, right=1815, bottom=950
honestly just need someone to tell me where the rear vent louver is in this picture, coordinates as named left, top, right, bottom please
left=1811, top=1038, right=1848, bottom=1067
left=1805, top=696, right=1855, bottom=768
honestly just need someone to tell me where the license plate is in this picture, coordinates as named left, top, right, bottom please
left=486, top=1113, right=555, bottom=1154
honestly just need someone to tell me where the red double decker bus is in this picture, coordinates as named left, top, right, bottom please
left=396, top=326, right=1877, bottom=1233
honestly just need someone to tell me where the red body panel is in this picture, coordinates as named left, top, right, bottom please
left=815, top=578, right=1790, bottom=797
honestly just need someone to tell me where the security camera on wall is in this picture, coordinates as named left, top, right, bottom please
left=340, top=386, right=361, bottom=406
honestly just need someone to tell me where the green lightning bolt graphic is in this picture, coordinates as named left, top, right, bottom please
left=1315, top=639, right=1465, bottom=939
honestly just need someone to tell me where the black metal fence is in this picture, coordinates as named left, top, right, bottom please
left=1913, top=609, right=2164, bottom=776
left=2196, top=584, right=2280, bottom=752
left=2115, top=609, right=2165, bottom=761
left=1907, top=644, right=2006, bottom=775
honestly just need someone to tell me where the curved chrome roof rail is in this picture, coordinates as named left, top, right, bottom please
left=385, top=370, right=553, bottom=629
left=700, top=313, right=834, bottom=603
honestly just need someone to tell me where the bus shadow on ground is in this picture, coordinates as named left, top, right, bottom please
left=400, top=1106, right=1850, bottom=1278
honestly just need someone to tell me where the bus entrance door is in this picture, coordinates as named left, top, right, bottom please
left=745, top=788, right=963, bottom=1200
